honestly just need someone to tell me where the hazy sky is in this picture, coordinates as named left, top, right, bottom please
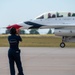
left=0, top=0, right=75, bottom=33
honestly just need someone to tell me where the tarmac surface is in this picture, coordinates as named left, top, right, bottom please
left=0, top=47, right=75, bottom=75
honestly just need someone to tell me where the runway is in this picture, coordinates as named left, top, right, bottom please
left=0, top=47, right=75, bottom=75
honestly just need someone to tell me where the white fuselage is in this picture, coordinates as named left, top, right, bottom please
left=9, top=12, right=75, bottom=36
left=30, top=17, right=75, bottom=28
left=24, top=17, right=75, bottom=36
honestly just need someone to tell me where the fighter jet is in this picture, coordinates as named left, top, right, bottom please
left=6, top=11, right=75, bottom=48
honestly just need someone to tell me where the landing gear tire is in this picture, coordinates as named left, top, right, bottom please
left=60, top=42, right=65, bottom=48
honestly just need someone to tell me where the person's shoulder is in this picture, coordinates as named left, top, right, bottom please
left=8, top=35, right=11, bottom=38
left=8, top=35, right=11, bottom=40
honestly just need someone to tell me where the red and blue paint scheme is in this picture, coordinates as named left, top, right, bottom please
left=7, top=24, right=22, bottom=29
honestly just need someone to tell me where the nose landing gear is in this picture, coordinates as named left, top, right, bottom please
left=60, top=42, right=65, bottom=48
left=60, top=36, right=66, bottom=48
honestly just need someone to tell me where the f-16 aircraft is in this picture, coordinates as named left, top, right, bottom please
left=6, top=11, right=75, bottom=48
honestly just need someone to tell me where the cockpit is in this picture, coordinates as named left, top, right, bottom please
left=35, top=12, right=75, bottom=19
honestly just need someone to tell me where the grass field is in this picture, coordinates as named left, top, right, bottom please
left=0, top=34, right=75, bottom=47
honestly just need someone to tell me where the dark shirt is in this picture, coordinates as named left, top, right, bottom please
left=8, top=34, right=22, bottom=50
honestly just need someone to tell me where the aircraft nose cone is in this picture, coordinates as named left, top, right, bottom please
left=7, top=24, right=22, bottom=29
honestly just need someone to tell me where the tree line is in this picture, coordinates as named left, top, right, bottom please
left=6, top=29, right=52, bottom=34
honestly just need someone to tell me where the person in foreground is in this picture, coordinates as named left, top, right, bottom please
left=8, top=27, right=24, bottom=75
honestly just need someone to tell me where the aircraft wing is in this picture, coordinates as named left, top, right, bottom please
left=24, top=21, right=75, bottom=29
left=5, top=21, right=75, bottom=30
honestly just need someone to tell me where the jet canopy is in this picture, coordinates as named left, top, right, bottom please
left=35, top=12, right=75, bottom=19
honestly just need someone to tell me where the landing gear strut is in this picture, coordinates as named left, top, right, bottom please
left=60, top=42, right=65, bottom=48
left=60, top=36, right=66, bottom=48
